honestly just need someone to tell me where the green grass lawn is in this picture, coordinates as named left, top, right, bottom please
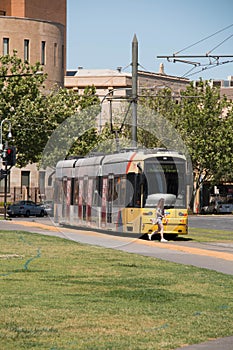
left=183, top=227, right=233, bottom=242
left=0, top=229, right=233, bottom=350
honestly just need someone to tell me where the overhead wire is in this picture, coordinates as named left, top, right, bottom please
left=183, top=59, right=233, bottom=78
left=174, top=23, right=233, bottom=55
left=206, top=33, right=233, bottom=55
left=170, top=23, right=233, bottom=77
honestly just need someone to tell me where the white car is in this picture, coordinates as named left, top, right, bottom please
left=218, top=202, right=233, bottom=213
left=201, top=200, right=233, bottom=214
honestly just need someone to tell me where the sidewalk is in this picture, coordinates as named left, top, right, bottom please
left=175, top=335, right=233, bottom=349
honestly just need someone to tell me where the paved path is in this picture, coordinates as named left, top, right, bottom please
left=2, top=219, right=233, bottom=275
left=1, top=219, right=233, bottom=349
left=174, top=336, right=233, bottom=350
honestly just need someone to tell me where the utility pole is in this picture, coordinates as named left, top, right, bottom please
left=3, top=141, right=8, bottom=220
left=132, top=34, right=138, bottom=147
left=0, top=119, right=13, bottom=220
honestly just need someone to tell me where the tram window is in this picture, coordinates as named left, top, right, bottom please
left=107, top=176, right=120, bottom=204
left=107, top=177, right=114, bottom=201
left=73, top=179, right=79, bottom=205
left=62, top=177, right=67, bottom=199
left=92, top=177, right=101, bottom=206
left=126, top=173, right=136, bottom=207
left=135, top=174, right=141, bottom=206
left=144, top=157, right=186, bottom=207
left=113, top=178, right=119, bottom=202
left=82, top=177, right=88, bottom=220
left=116, top=176, right=126, bottom=206
left=54, top=179, right=62, bottom=203
left=110, top=177, right=120, bottom=205
left=83, top=178, right=88, bottom=205
left=68, top=179, right=72, bottom=205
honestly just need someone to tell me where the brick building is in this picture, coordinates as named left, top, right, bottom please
left=0, top=0, right=66, bottom=204
left=65, top=65, right=190, bottom=128
left=0, top=0, right=66, bottom=87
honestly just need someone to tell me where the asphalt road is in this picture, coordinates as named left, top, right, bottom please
left=189, top=214, right=233, bottom=231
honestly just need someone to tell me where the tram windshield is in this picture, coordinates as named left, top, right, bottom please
left=144, top=157, right=186, bottom=208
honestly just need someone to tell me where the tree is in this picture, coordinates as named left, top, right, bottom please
left=175, top=81, right=232, bottom=198
left=0, top=53, right=48, bottom=166
left=40, top=86, right=101, bottom=169
left=0, top=53, right=101, bottom=167
left=138, top=81, right=233, bottom=209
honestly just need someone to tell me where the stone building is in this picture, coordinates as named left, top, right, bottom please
left=65, top=65, right=190, bottom=128
left=0, top=0, right=66, bottom=204
left=0, top=0, right=66, bottom=88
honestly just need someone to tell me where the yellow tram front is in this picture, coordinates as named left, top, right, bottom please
left=101, top=149, right=188, bottom=237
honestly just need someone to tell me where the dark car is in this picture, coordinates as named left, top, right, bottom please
left=7, top=200, right=46, bottom=217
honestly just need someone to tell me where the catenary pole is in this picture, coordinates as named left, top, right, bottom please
left=132, top=34, right=138, bottom=147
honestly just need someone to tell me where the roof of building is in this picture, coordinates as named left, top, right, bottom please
left=66, top=68, right=131, bottom=77
left=66, top=67, right=190, bottom=83
left=137, top=69, right=190, bottom=82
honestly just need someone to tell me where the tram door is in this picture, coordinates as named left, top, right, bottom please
left=78, top=179, right=83, bottom=220
left=82, top=176, right=88, bottom=221
left=62, top=177, right=67, bottom=220
left=107, top=175, right=114, bottom=224
left=62, top=177, right=71, bottom=223
left=66, top=178, right=71, bottom=221
left=101, top=177, right=107, bottom=227
left=87, top=178, right=93, bottom=223
left=101, top=175, right=116, bottom=228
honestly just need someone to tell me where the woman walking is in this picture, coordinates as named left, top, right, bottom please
left=148, top=198, right=168, bottom=242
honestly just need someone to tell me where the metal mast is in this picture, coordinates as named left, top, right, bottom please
left=132, top=34, right=138, bottom=147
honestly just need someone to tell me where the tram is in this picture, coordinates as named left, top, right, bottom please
left=54, top=148, right=188, bottom=237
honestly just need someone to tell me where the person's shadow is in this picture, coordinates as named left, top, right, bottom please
left=140, top=233, right=192, bottom=241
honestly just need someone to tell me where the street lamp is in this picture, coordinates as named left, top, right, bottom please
left=0, top=119, right=12, bottom=219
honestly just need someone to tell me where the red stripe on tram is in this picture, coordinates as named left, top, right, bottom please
left=126, top=152, right=137, bottom=174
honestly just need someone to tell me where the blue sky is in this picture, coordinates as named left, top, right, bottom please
left=67, top=0, right=233, bottom=80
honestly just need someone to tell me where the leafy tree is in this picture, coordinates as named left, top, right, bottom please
left=175, top=81, right=232, bottom=197
left=139, top=81, right=233, bottom=209
left=0, top=53, right=100, bottom=167
left=41, top=86, right=101, bottom=168
left=0, top=53, right=47, bottom=166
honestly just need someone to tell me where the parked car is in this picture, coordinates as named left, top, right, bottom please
left=7, top=200, right=46, bottom=217
left=218, top=201, right=233, bottom=213
left=41, top=200, right=54, bottom=217
left=201, top=199, right=233, bottom=214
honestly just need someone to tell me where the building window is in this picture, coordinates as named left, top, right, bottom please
left=39, top=171, right=45, bottom=195
left=3, top=38, right=9, bottom=55
left=62, top=44, right=64, bottom=68
left=0, top=10, right=6, bottom=15
left=0, top=173, right=10, bottom=193
left=24, top=39, right=29, bottom=62
left=53, top=43, right=57, bottom=67
left=21, top=171, right=30, bottom=188
left=54, top=43, right=57, bottom=66
left=41, top=41, right=46, bottom=65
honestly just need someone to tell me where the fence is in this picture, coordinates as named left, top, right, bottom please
left=0, top=186, right=45, bottom=204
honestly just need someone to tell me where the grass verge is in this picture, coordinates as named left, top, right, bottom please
left=181, top=227, right=233, bottom=242
left=0, top=230, right=233, bottom=350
